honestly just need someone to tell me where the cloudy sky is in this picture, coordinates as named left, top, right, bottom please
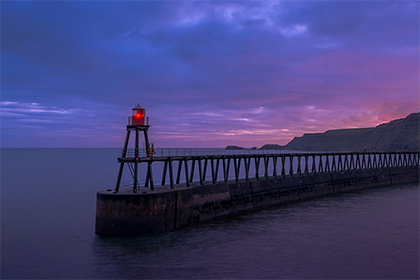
left=1, top=0, right=419, bottom=148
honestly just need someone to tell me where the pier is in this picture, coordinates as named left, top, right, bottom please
left=95, top=105, right=419, bottom=236
left=97, top=150, right=419, bottom=236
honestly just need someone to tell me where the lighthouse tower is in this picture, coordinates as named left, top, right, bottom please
left=115, top=104, right=153, bottom=193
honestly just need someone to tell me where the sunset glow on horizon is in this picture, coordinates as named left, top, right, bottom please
left=1, top=1, right=419, bottom=148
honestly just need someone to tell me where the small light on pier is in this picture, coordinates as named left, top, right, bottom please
left=130, top=104, right=148, bottom=126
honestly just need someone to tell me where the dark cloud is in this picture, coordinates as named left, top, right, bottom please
left=278, top=1, right=419, bottom=49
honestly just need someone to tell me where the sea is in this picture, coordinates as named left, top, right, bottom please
left=1, top=148, right=419, bottom=279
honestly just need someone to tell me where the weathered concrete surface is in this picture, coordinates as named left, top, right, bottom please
left=96, top=188, right=177, bottom=235
left=96, top=166, right=419, bottom=236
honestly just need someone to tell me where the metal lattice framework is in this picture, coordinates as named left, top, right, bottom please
left=115, top=151, right=420, bottom=192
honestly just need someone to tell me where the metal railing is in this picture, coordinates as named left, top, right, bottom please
left=115, top=151, right=420, bottom=192
left=123, top=148, right=310, bottom=157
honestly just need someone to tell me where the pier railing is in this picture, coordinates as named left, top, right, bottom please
left=124, top=148, right=307, bottom=157
left=115, top=151, right=420, bottom=192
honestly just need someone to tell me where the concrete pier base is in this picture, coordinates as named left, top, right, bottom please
left=96, top=166, right=419, bottom=236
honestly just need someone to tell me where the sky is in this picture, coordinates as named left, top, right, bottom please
left=1, top=0, right=419, bottom=148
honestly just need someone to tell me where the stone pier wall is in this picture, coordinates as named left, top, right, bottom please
left=95, top=166, right=419, bottom=236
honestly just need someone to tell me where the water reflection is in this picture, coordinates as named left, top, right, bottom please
left=2, top=149, right=418, bottom=279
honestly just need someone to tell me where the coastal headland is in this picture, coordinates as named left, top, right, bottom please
left=229, top=112, right=419, bottom=151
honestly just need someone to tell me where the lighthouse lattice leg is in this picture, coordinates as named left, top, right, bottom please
left=115, top=130, right=131, bottom=192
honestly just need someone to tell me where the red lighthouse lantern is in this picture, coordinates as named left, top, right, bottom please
left=116, top=104, right=153, bottom=193
left=130, top=104, right=146, bottom=126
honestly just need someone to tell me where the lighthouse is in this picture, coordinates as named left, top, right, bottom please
left=130, top=104, right=147, bottom=126
left=115, top=104, right=153, bottom=193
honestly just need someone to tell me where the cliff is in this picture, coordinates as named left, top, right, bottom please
left=284, top=112, right=419, bottom=151
left=260, top=144, right=283, bottom=150
left=225, top=145, right=244, bottom=150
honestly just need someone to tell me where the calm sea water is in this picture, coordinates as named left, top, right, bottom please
left=1, top=149, right=419, bottom=279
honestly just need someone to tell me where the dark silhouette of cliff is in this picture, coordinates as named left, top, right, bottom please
left=284, top=112, right=419, bottom=151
